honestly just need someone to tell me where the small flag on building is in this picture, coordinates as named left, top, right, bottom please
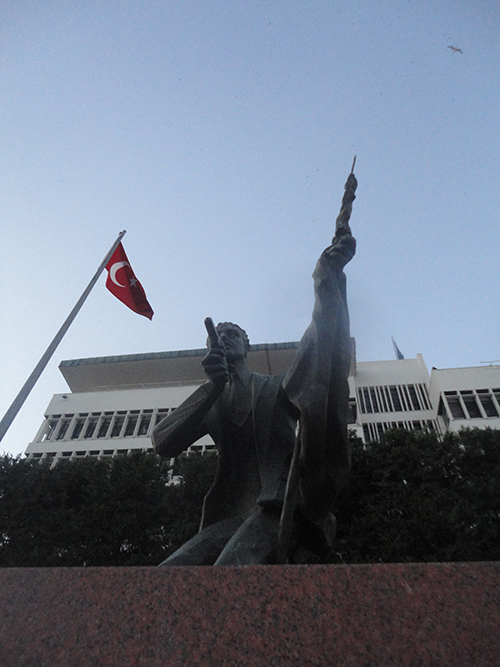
left=391, top=336, right=404, bottom=360
left=105, top=243, right=154, bottom=320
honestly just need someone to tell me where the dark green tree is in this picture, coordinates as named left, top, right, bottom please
left=0, top=451, right=216, bottom=567
left=162, top=453, right=218, bottom=557
left=333, top=427, right=500, bottom=564
left=1, top=428, right=499, bottom=566
left=449, top=428, right=500, bottom=560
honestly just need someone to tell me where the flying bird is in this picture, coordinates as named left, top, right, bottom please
left=447, top=45, right=463, bottom=54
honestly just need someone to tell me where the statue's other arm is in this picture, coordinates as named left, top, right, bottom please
left=152, top=381, right=223, bottom=458
left=152, top=324, right=229, bottom=458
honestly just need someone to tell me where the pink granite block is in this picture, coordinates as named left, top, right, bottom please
left=0, top=562, right=499, bottom=666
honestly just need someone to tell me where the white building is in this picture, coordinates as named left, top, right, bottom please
left=350, top=355, right=500, bottom=443
left=349, top=354, right=436, bottom=444
left=25, top=342, right=500, bottom=463
left=25, top=343, right=297, bottom=464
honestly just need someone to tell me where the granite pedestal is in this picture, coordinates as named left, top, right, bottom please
left=1, top=562, right=499, bottom=666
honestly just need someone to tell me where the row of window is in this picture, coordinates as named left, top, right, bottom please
left=357, top=383, right=431, bottom=415
left=39, top=408, right=175, bottom=443
left=28, top=443, right=217, bottom=466
left=28, top=443, right=217, bottom=468
left=39, top=384, right=431, bottom=444
left=30, top=446, right=154, bottom=461
left=439, top=389, right=500, bottom=423
left=36, top=386, right=500, bottom=448
left=362, top=420, right=437, bottom=444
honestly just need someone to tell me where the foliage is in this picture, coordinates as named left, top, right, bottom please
left=333, top=427, right=500, bottom=563
left=0, top=451, right=216, bottom=567
left=165, top=453, right=219, bottom=556
left=1, top=428, right=499, bottom=566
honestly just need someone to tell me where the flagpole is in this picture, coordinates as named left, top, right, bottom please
left=0, top=230, right=127, bottom=443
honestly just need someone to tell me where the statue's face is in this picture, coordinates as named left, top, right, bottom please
left=217, top=323, right=247, bottom=362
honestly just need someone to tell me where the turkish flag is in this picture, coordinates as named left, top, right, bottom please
left=105, top=243, right=154, bottom=320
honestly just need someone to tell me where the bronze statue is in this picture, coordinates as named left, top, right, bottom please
left=152, top=170, right=357, bottom=565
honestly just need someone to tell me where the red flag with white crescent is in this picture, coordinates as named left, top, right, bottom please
left=105, top=243, right=154, bottom=320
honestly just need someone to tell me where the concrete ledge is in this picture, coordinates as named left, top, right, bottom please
left=1, top=562, right=499, bottom=666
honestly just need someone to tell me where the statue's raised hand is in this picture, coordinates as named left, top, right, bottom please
left=202, top=317, right=229, bottom=389
left=342, top=173, right=357, bottom=203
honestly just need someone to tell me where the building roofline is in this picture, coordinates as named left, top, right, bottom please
left=59, top=341, right=300, bottom=369
left=431, top=364, right=500, bottom=372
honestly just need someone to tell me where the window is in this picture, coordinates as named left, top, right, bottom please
left=138, top=411, right=153, bottom=435
left=461, top=394, right=482, bottom=419
left=363, top=388, right=373, bottom=413
left=479, top=394, right=499, bottom=417
left=408, top=385, right=421, bottom=410
left=446, top=396, right=465, bottom=419
left=71, top=417, right=87, bottom=440
left=84, top=415, right=100, bottom=439
left=43, top=420, right=59, bottom=441
left=124, top=413, right=139, bottom=436
left=357, top=384, right=432, bottom=415
left=56, top=419, right=72, bottom=440
left=369, top=388, right=380, bottom=413
left=111, top=415, right=125, bottom=437
left=97, top=415, right=112, bottom=438
left=389, top=386, right=402, bottom=412
left=347, top=399, right=357, bottom=424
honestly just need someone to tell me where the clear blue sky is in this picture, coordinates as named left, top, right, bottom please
left=1, top=0, right=499, bottom=456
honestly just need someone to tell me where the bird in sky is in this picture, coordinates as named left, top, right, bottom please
left=447, top=45, right=463, bottom=54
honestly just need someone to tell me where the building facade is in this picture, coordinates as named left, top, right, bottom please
left=25, top=343, right=297, bottom=464
left=25, top=343, right=500, bottom=464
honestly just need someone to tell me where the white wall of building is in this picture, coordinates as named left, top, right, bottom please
left=349, top=354, right=436, bottom=443
left=26, top=383, right=214, bottom=464
left=429, top=365, right=500, bottom=433
left=24, top=346, right=500, bottom=461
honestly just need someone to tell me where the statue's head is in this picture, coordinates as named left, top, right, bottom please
left=209, top=322, right=250, bottom=362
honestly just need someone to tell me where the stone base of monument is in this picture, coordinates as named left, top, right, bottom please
left=0, top=562, right=498, bottom=666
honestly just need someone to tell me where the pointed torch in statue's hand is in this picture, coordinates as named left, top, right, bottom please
left=325, top=158, right=357, bottom=263
left=342, top=156, right=357, bottom=205
left=202, top=317, right=229, bottom=389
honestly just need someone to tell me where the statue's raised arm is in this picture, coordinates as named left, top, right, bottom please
left=281, top=167, right=357, bottom=558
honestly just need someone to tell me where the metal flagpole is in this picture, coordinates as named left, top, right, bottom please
left=0, top=230, right=127, bottom=443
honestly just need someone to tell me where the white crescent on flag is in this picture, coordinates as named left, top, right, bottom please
left=109, top=261, right=131, bottom=287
